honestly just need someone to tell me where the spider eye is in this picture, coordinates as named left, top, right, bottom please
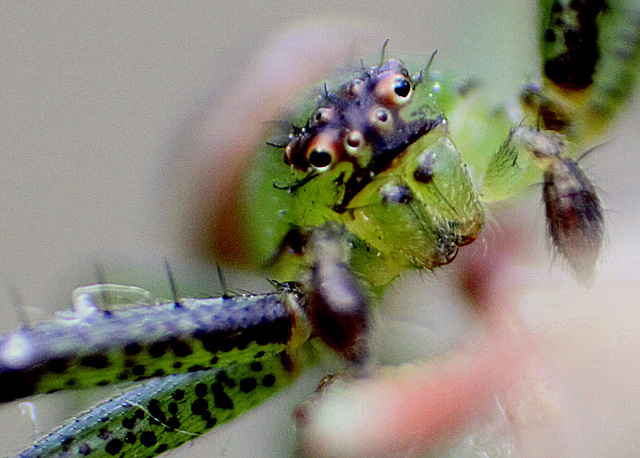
left=374, top=74, right=413, bottom=107
left=309, top=107, right=335, bottom=128
left=393, top=77, right=411, bottom=98
left=303, top=128, right=341, bottom=172
left=369, top=107, right=393, bottom=134
left=348, top=78, right=365, bottom=98
left=308, top=148, right=333, bottom=170
left=344, top=131, right=363, bottom=151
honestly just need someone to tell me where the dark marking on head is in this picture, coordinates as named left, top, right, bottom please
left=381, top=183, right=414, bottom=204
left=414, top=152, right=436, bottom=184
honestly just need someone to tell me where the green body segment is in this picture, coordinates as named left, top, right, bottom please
left=0, top=288, right=309, bottom=403
left=19, top=351, right=300, bottom=457
left=242, top=63, right=488, bottom=290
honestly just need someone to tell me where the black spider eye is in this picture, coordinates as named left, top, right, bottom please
left=374, top=74, right=413, bottom=107
left=394, top=78, right=411, bottom=98
left=310, top=107, right=335, bottom=128
left=308, top=149, right=333, bottom=169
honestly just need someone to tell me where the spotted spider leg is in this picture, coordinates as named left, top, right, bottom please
left=1, top=284, right=312, bottom=456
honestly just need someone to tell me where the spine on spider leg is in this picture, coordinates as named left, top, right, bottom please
left=0, top=285, right=311, bottom=403
left=528, top=0, right=640, bottom=142
left=18, top=350, right=302, bottom=457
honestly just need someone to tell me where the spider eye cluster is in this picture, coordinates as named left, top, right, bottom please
left=282, top=58, right=421, bottom=174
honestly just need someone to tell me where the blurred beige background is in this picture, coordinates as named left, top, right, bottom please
left=1, top=1, right=639, bottom=456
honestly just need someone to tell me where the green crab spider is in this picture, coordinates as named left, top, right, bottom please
left=1, top=0, right=640, bottom=456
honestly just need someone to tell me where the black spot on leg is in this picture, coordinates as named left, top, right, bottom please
left=262, top=374, right=276, bottom=387
left=105, top=439, right=123, bottom=455
left=213, top=390, right=234, bottom=410
left=195, top=382, right=208, bottom=397
left=124, top=342, right=142, bottom=356
left=147, top=399, right=167, bottom=423
left=117, top=370, right=130, bottom=381
left=140, top=431, right=158, bottom=447
left=217, top=370, right=236, bottom=388
left=187, top=364, right=206, bottom=373
left=61, top=436, right=73, bottom=450
left=122, top=417, right=136, bottom=430
left=148, top=341, right=167, bottom=358
left=543, top=0, right=607, bottom=90
left=206, top=418, right=218, bottom=429
left=170, top=339, right=193, bottom=357
left=166, top=416, right=181, bottom=430
left=250, top=361, right=263, bottom=372
left=132, top=365, right=146, bottom=376
left=172, top=389, right=185, bottom=401
left=168, top=402, right=179, bottom=415
left=191, top=398, right=209, bottom=416
left=239, top=377, right=258, bottom=393
left=46, top=357, right=70, bottom=373
left=78, top=443, right=92, bottom=456
left=279, top=351, right=294, bottom=373
left=80, top=354, right=110, bottom=369
left=124, top=432, right=137, bottom=444
left=544, top=28, right=556, bottom=43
